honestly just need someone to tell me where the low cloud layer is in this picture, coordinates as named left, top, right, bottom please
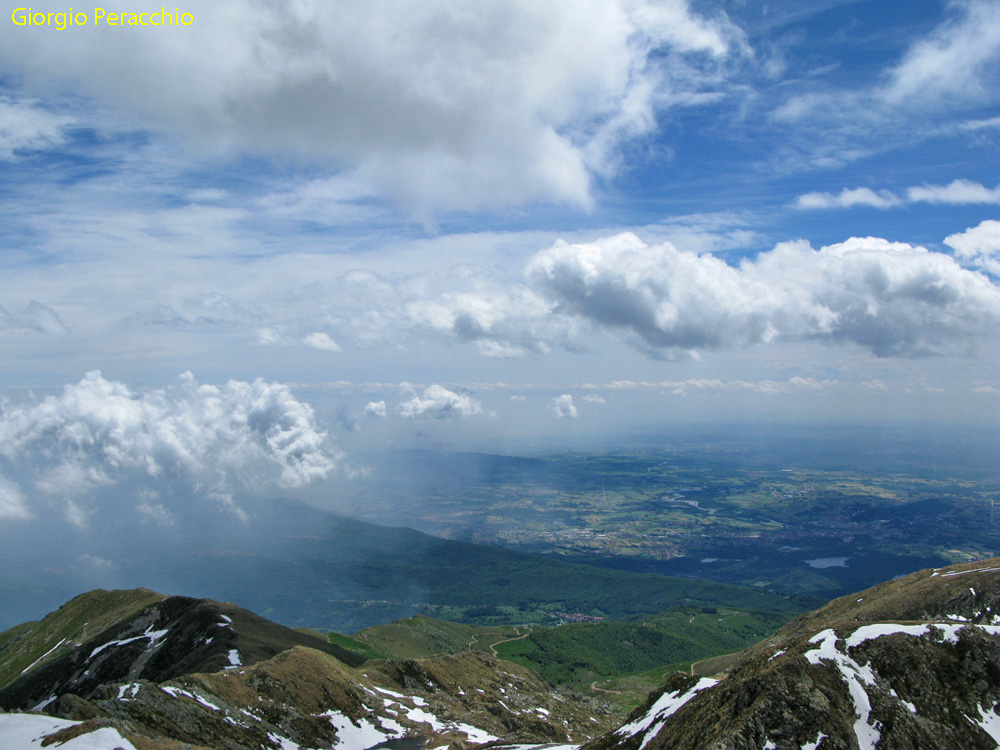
left=0, top=371, right=343, bottom=526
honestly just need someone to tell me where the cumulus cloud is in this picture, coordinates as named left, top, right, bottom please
left=399, top=385, right=485, bottom=420
left=523, top=232, right=1000, bottom=358
left=0, top=0, right=739, bottom=213
left=583, top=394, right=606, bottom=404
left=794, top=188, right=902, bottom=210
left=526, top=232, right=782, bottom=355
left=303, top=332, right=342, bottom=352
left=945, top=220, right=1000, bottom=276
left=0, top=371, right=344, bottom=524
left=551, top=394, right=579, bottom=419
left=364, top=401, right=387, bottom=418
left=0, top=475, right=31, bottom=521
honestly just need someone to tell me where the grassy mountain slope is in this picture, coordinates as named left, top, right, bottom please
left=0, top=588, right=166, bottom=690
left=0, top=591, right=362, bottom=708
left=0, top=588, right=619, bottom=750
left=495, top=607, right=791, bottom=688
left=353, top=615, right=523, bottom=660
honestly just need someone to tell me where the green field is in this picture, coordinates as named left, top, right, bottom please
left=493, top=607, right=789, bottom=690
left=337, top=608, right=791, bottom=707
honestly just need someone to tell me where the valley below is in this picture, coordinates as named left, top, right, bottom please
left=1, top=430, right=998, bottom=749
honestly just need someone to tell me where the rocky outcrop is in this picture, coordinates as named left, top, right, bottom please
left=586, top=558, right=1000, bottom=750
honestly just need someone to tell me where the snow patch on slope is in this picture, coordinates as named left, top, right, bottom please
left=162, top=685, right=221, bottom=711
left=0, top=713, right=138, bottom=749
left=971, top=703, right=1000, bottom=744
left=21, top=639, right=67, bottom=675
left=89, top=626, right=168, bottom=660
left=805, top=622, right=1000, bottom=749
left=324, top=710, right=391, bottom=749
left=806, top=630, right=881, bottom=750
left=614, top=677, right=718, bottom=750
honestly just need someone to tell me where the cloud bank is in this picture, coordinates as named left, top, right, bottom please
left=424, top=231, right=1000, bottom=359
left=0, top=371, right=343, bottom=525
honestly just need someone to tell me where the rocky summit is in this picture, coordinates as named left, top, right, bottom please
left=2, top=558, right=1000, bottom=749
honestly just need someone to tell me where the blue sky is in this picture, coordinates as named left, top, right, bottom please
left=0, top=0, right=998, bottom=486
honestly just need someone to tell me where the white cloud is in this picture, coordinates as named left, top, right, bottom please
left=882, top=0, right=1000, bottom=108
left=524, top=232, right=1000, bottom=358
left=0, top=97, right=72, bottom=159
left=364, top=401, right=387, bottom=418
left=551, top=394, right=578, bottom=419
left=794, top=188, right=902, bottom=210
left=77, top=553, right=116, bottom=573
left=583, top=394, right=606, bottom=403
left=0, top=0, right=738, bottom=214
left=795, top=180, right=1000, bottom=211
left=945, top=220, right=1000, bottom=276
left=303, top=332, right=342, bottom=352
left=0, top=371, right=344, bottom=522
left=137, top=495, right=176, bottom=527
left=0, top=475, right=31, bottom=521
left=526, top=232, right=782, bottom=355
left=255, top=176, right=382, bottom=225
left=406, top=289, right=568, bottom=357
left=907, top=180, right=1000, bottom=205
left=399, top=384, right=485, bottom=420
left=767, top=1, right=1000, bottom=174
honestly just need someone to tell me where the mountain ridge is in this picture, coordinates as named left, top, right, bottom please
left=0, top=590, right=363, bottom=712
left=585, top=557, right=1000, bottom=750
left=4, top=557, right=1000, bottom=749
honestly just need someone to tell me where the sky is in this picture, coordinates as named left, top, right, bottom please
left=0, top=0, right=998, bottom=538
